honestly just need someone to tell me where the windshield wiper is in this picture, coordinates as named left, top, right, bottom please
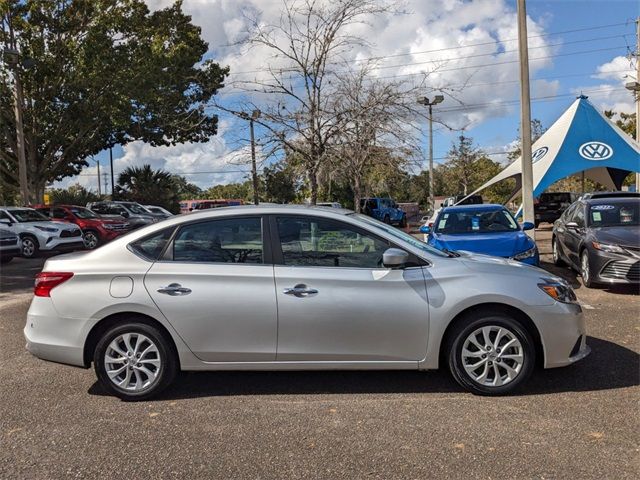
left=442, top=248, right=460, bottom=257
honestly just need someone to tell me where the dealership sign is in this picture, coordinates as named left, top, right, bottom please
left=579, top=141, right=613, bottom=161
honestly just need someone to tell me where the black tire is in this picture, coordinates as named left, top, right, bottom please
left=399, top=215, right=407, bottom=228
left=21, top=235, right=39, bottom=258
left=82, top=230, right=100, bottom=250
left=94, top=322, right=178, bottom=401
left=580, top=250, right=597, bottom=288
left=383, top=215, right=391, bottom=224
left=446, top=313, right=536, bottom=396
left=552, top=236, right=564, bottom=266
left=0, top=256, right=13, bottom=264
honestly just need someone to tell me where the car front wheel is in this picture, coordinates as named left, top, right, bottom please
left=21, top=235, right=39, bottom=258
left=447, top=314, right=535, bottom=395
left=581, top=250, right=596, bottom=288
left=552, top=237, right=564, bottom=266
left=83, top=230, right=100, bottom=250
left=94, top=322, right=177, bottom=401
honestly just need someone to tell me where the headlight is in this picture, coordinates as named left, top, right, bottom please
left=537, top=277, right=577, bottom=303
left=512, top=245, right=537, bottom=261
left=592, top=241, right=625, bottom=254
left=34, top=226, right=58, bottom=233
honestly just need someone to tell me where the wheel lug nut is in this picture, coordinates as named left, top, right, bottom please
left=486, top=347, right=491, bottom=351
left=497, top=359, right=501, bottom=363
left=481, top=354, right=487, bottom=358
left=496, top=348, right=501, bottom=353
left=488, top=361, right=493, bottom=365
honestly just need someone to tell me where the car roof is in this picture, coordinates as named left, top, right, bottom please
left=182, top=204, right=354, bottom=217
left=441, top=203, right=504, bottom=213
left=584, top=197, right=640, bottom=205
left=0, top=206, right=35, bottom=210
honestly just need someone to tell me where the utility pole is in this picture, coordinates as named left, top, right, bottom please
left=417, top=95, right=444, bottom=214
left=636, top=18, right=640, bottom=192
left=109, top=147, right=115, bottom=199
left=248, top=110, right=261, bottom=205
left=517, top=0, right=535, bottom=239
left=95, top=159, right=101, bottom=196
left=102, top=171, right=108, bottom=197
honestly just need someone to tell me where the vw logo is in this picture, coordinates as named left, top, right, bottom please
left=579, top=141, right=613, bottom=160
left=531, top=146, right=548, bottom=163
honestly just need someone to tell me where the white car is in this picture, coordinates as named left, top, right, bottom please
left=0, top=207, right=85, bottom=258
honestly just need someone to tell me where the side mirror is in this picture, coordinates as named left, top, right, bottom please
left=0, top=218, right=11, bottom=226
left=382, top=248, right=409, bottom=269
left=522, top=221, right=535, bottom=231
left=419, top=225, right=431, bottom=234
left=566, top=221, right=578, bottom=229
left=120, top=211, right=130, bottom=218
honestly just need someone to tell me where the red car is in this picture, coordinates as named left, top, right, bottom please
left=34, top=204, right=130, bottom=249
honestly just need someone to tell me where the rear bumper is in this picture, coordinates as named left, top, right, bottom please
left=24, top=297, right=87, bottom=367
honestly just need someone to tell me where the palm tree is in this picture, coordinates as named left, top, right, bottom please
left=116, top=165, right=179, bottom=213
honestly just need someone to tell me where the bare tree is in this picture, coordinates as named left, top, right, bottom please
left=330, top=64, right=423, bottom=211
left=234, top=0, right=395, bottom=204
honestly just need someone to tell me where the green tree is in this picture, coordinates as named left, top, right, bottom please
left=116, top=165, right=180, bottom=213
left=203, top=180, right=253, bottom=202
left=604, top=110, right=636, bottom=137
left=507, top=119, right=547, bottom=162
left=49, top=184, right=102, bottom=206
left=263, top=162, right=297, bottom=204
left=0, top=0, right=228, bottom=202
left=171, top=175, right=203, bottom=200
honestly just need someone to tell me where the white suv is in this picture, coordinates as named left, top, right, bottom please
left=0, top=207, right=85, bottom=258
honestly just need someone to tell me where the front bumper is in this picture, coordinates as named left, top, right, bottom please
left=529, top=301, right=590, bottom=369
left=589, top=248, right=640, bottom=285
left=40, top=237, right=85, bottom=252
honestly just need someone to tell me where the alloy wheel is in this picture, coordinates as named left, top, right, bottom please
left=83, top=231, right=98, bottom=249
left=104, top=333, right=162, bottom=392
left=22, top=238, right=36, bottom=257
left=461, top=325, right=524, bottom=387
left=581, top=252, right=590, bottom=284
left=552, top=239, right=559, bottom=263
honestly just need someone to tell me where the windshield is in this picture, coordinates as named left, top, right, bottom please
left=434, top=209, right=519, bottom=234
left=588, top=201, right=639, bottom=227
left=539, top=193, right=571, bottom=203
left=123, top=203, right=151, bottom=215
left=70, top=207, right=99, bottom=219
left=352, top=213, right=450, bottom=258
left=8, top=209, right=49, bottom=222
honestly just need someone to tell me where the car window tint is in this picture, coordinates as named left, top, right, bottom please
left=277, top=216, right=389, bottom=268
left=173, top=217, right=263, bottom=264
left=52, top=208, right=66, bottom=219
left=573, top=205, right=585, bottom=227
left=129, top=228, right=174, bottom=261
left=91, top=204, right=106, bottom=214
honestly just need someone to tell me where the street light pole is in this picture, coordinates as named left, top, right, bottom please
left=417, top=95, right=444, bottom=214
left=626, top=17, right=640, bottom=191
left=517, top=0, right=535, bottom=240
left=109, top=147, right=115, bottom=199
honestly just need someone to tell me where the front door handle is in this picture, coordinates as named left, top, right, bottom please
left=157, top=283, right=192, bottom=296
left=283, top=284, right=318, bottom=297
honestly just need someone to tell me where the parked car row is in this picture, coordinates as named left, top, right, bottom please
left=0, top=201, right=173, bottom=261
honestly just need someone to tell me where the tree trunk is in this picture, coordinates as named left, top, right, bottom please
left=309, top=169, right=318, bottom=205
left=353, top=174, right=362, bottom=213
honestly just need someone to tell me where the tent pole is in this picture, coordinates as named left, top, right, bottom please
left=636, top=17, right=640, bottom=192
left=517, top=0, right=535, bottom=239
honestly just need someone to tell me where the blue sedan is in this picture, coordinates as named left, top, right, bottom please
left=421, top=204, right=539, bottom=265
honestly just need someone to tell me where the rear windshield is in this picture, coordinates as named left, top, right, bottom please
left=435, top=209, right=519, bottom=234
left=588, top=202, right=639, bottom=227
left=539, top=193, right=571, bottom=203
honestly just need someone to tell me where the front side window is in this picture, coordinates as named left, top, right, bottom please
left=70, top=207, right=99, bottom=219
left=572, top=205, right=585, bottom=227
left=91, top=204, right=107, bottom=214
left=173, top=217, right=263, bottom=264
left=434, top=209, right=518, bottom=234
left=124, top=203, right=151, bottom=215
left=52, top=208, right=67, bottom=219
left=277, top=216, right=389, bottom=268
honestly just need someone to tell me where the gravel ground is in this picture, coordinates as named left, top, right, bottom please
left=0, top=227, right=638, bottom=479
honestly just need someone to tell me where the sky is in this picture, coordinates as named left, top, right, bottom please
left=62, top=0, right=639, bottom=194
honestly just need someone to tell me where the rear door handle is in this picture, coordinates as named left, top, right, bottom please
left=157, top=283, right=192, bottom=296
left=283, top=284, right=318, bottom=297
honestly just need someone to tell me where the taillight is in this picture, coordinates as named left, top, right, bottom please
left=34, top=272, right=74, bottom=297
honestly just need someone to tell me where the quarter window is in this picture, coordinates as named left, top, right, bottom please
left=276, top=216, right=389, bottom=268
left=129, top=228, right=174, bottom=261
left=173, top=217, right=263, bottom=264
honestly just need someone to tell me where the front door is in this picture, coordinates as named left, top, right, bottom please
left=144, top=216, right=277, bottom=362
left=272, top=215, right=429, bottom=362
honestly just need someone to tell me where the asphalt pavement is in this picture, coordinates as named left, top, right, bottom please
left=0, top=227, right=638, bottom=479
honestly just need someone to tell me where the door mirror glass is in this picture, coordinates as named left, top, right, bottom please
left=382, top=248, right=409, bottom=268
left=522, top=221, right=535, bottom=231
left=419, top=225, right=431, bottom=234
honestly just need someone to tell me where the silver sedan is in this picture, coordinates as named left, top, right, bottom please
left=25, top=205, right=590, bottom=400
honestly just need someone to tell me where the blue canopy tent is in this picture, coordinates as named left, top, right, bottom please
left=469, top=96, right=640, bottom=204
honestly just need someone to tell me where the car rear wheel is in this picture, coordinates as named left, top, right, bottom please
left=21, top=235, right=39, bottom=258
left=94, top=322, right=177, bottom=401
left=83, top=230, right=100, bottom=250
left=447, top=314, right=535, bottom=395
left=552, top=237, right=564, bottom=266
left=383, top=215, right=391, bottom=224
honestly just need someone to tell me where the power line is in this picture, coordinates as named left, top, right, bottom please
left=224, top=21, right=633, bottom=77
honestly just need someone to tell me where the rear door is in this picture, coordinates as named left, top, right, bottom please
left=143, top=216, right=278, bottom=362
left=272, top=214, right=429, bottom=362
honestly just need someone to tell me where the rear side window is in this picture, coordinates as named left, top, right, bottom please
left=129, top=228, right=174, bottom=261
left=173, top=217, right=263, bottom=264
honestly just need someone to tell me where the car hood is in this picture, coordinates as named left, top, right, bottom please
left=591, top=226, right=640, bottom=247
left=456, top=250, right=553, bottom=279
left=431, top=231, right=533, bottom=257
